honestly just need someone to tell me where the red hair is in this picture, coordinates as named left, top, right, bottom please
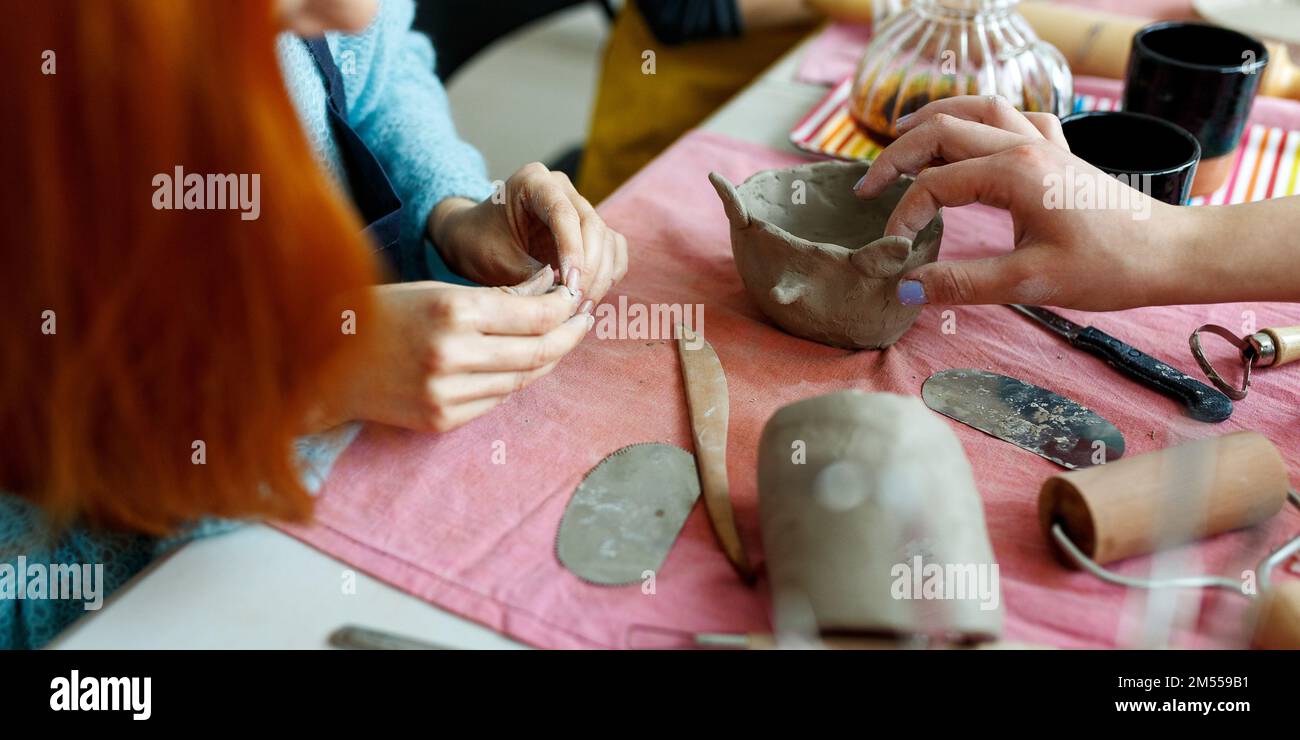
left=0, top=1, right=379, bottom=534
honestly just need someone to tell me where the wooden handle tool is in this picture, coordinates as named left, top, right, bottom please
left=677, top=325, right=755, bottom=583
left=1191, top=323, right=1300, bottom=400
left=1252, top=581, right=1300, bottom=650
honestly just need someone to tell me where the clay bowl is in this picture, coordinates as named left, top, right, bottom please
left=709, top=161, right=942, bottom=349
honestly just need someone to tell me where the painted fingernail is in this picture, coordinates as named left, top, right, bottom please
left=566, top=267, right=580, bottom=293
left=897, top=279, right=927, bottom=306
left=579, top=299, right=593, bottom=315
left=853, top=173, right=869, bottom=192
left=894, top=113, right=916, bottom=131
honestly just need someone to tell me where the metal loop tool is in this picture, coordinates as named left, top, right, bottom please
left=1190, top=323, right=1300, bottom=400
left=1049, top=489, right=1300, bottom=597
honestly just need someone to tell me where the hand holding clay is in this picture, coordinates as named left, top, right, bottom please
left=315, top=267, right=594, bottom=433
left=853, top=95, right=1196, bottom=311
left=431, top=162, right=629, bottom=305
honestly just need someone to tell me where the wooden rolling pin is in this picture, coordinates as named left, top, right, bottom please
left=810, top=0, right=1300, bottom=100
left=1018, top=2, right=1300, bottom=100
left=1038, top=431, right=1289, bottom=565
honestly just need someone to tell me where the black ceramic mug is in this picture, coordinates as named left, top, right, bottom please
left=1123, top=21, right=1269, bottom=198
left=1059, top=111, right=1201, bottom=206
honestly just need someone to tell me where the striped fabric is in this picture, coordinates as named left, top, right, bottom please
left=790, top=78, right=1300, bottom=207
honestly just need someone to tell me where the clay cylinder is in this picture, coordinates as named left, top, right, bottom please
left=758, top=391, right=1001, bottom=642
left=1252, top=581, right=1300, bottom=650
left=1039, top=432, right=1289, bottom=566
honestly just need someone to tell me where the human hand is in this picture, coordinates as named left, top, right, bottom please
left=852, top=96, right=1195, bottom=311
left=431, top=163, right=628, bottom=306
left=318, top=267, right=594, bottom=433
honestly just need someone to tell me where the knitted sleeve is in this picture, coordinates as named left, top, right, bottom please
left=338, top=0, right=495, bottom=250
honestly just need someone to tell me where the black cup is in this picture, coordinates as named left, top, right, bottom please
left=1123, top=21, right=1268, bottom=196
left=1059, top=111, right=1201, bottom=205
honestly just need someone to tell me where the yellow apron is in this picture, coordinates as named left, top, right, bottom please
left=577, top=6, right=815, bottom=204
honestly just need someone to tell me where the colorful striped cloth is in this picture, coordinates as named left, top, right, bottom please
left=789, top=76, right=1300, bottom=207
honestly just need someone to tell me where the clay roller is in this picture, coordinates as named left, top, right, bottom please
left=1038, top=431, right=1300, bottom=648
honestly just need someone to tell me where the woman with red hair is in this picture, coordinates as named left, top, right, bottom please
left=0, top=0, right=621, bottom=647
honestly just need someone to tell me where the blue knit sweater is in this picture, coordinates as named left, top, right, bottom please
left=278, top=0, right=495, bottom=250
left=1, top=0, right=492, bottom=649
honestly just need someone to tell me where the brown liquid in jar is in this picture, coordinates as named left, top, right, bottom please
left=849, top=72, right=1045, bottom=147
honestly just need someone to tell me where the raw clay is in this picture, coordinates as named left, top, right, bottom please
left=710, top=161, right=942, bottom=349
left=757, top=391, right=1002, bottom=643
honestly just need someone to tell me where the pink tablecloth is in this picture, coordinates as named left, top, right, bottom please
left=282, top=128, right=1300, bottom=649
left=796, top=0, right=1199, bottom=86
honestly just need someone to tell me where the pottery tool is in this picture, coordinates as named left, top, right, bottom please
left=1039, top=432, right=1300, bottom=649
left=328, top=625, right=449, bottom=650
left=921, top=369, right=1124, bottom=469
left=677, top=324, right=754, bottom=582
left=692, top=633, right=1048, bottom=650
left=556, top=443, right=701, bottom=586
left=1008, top=304, right=1233, bottom=423
left=1190, top=322, right=1300, bottom=400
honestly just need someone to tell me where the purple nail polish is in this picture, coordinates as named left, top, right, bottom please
left=853, top=174, right=869, bottom=192
left=895, top=113, right=916, bottom=130
left=897, top=279, right=927, bottom=306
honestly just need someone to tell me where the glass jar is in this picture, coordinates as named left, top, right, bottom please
left=848, top=0, right=1073, bottom=146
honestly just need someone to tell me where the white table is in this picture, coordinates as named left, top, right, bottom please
left=50, top=33, right=830, bottom=650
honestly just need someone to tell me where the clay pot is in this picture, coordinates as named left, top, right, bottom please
left=710, top=161, right=943, bottom=350
left=758, top=391, right=1002, bottom=643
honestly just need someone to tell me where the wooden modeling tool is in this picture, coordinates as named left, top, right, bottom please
left=1038, top=432, right=1300, bottom=649
left=328, top=625, right=449, bottom=650
left=1009, top=304, right=1233, bottom=423
left=693, top=633, right=1048, bottom=650
left=1190, top=323, right=1300, bottom=400
left=677, top=325, right=754, bottom=583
